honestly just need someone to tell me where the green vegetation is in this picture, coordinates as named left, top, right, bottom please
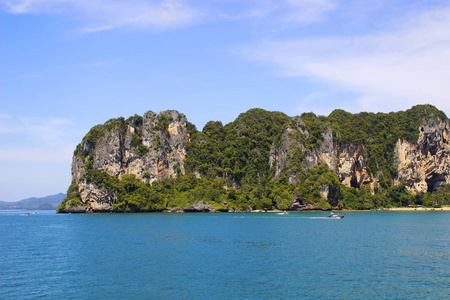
left=294, top=164, right=341, bottom=209
left=185, top=109, right=290, bottom=184
left=155, top=113, right=172, bottom=132
left=66, top=169, right=299, bottom=212
left=62, top=165, right=450, bottom=212
left=64, top=105, right=450, bottom=212
left=416, top=184, right=450, bottom=207
left=74, top=117, right=127, bottom=159
left=58, top=180, right=85, bottom=210
left=128, top=114, right=150, bottom=157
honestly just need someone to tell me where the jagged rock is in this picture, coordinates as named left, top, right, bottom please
left=183, top=201, right=217, bottom=212
left=394, top=120, right=450, bottom=192
left=270, top=121, right=375, bottom=189
left=336, top=143, right=373, bottom=189
left=59, top=202, right=87, bottom=213
left=79, top=182, right=117, bottom=213
left=290, top=200, right=329, bottom=211
left=69, top=110, right=190, bottom=212
left=164, top=207, right=184, bottom=213
left=270, top=112, right=450, bottom=195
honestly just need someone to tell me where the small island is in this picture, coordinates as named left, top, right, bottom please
left=58, top=105, right=450, bottom=213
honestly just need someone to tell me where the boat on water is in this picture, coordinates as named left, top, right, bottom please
left=328, top=212, right=346, bottom=219
left=278, top=211, right=289, bottom=215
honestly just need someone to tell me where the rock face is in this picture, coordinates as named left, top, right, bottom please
left=78, top=182, right=117, bottom=213
left=269, top=116, right=449, bottom=197
left=69, top=110, right=190, bottom=212
left=269, top=118, right=375, bottom=196
left=74, top=110, right=189, bottom=183
left=394, top=120, right=450, bottom=192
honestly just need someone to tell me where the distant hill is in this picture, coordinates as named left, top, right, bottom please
left=0, top=193, right=66, bottom=210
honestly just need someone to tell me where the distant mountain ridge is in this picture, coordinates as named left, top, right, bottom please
left=0, top=193, right=66, bottom=210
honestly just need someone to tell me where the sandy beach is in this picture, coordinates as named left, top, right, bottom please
left=252, top=207, right=450, bottom=213
left=387, top=206, right=450, bottom=211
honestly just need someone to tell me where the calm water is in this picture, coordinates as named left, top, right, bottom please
left=1, top=211, right=449, bottom=299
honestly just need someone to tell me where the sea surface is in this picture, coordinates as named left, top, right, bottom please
left=1, top=210, right=449, bottom=299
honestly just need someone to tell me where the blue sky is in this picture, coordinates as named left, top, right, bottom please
left=1, top=0, right=450, bottom=202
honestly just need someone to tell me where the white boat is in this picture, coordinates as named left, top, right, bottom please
left=328, top=212, right=346, bottom=219
left=278, top=211, right=289, bottom=215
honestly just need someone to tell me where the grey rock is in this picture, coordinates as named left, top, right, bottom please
left=183, top=201, right=217, bottom=212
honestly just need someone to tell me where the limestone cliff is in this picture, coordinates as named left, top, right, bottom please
left=61, top=110, right=191, bottom=212
left=394, top=120, right=450, bottom=192
left=269, top=117, right=375, bottom=199
left=269, top=111, right=450, bottom=204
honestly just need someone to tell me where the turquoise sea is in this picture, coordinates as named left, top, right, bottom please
left=1, top=210, right=449, bottom=299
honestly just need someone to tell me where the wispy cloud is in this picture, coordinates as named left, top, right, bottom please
left=242, top=6, right=450, bottom=115
left=1, top=0, right=336, bottom=32
left=281, top=0, right=336, bottom=24
left=0, top=115, right=81, bottom=163
left=211, top=0, right=336, bottom=27
left=0, top=147, right=75, bottom=163
left=0, top=116, right=72, bottom=140
left=1, top=0, right=204, bottom=32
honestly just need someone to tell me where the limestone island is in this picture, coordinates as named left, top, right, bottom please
left=57, top=105, right=450, bottom=213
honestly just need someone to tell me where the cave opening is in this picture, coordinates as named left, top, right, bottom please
left=427, top=173, right=444, bottom=192
left=350, top=176, right=359, bottom=188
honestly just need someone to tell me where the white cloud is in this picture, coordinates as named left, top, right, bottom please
left=1, top=0, right=336, bottom=32
left=0, top=116, right=81, bottom=163
left=292, top=90, right=356, bottom=116
left=282, top=0, right=336, bottom=24
left=0, top=147, right=74, bottom=163
left=2, top=0, right=72, bottom=14
left=1, top=0, right=204, bottom=31
left=0, top=115, right=83, bottom=201
left=212, top=0, right=336, bottom=26
left=243, top=7, right=450, bottom=115
left=0, top=116, right=72, bottom=140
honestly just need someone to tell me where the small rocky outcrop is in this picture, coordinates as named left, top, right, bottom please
left=183, top=201, right=217, bottom=212
left=290, top=199, right=332, bottom=211
left=58, top=203, right=86, bottom=213
left=78, top=182, right=117, bottom=213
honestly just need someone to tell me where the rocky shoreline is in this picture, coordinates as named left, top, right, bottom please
left=57, top=200, right=335, bottom=213
left=58, top=201, right=450, bottom=213
left=57, top=201, right=450, bottom=213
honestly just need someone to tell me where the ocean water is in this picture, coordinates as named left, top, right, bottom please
left=1, top=210, right=449, bottom=299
